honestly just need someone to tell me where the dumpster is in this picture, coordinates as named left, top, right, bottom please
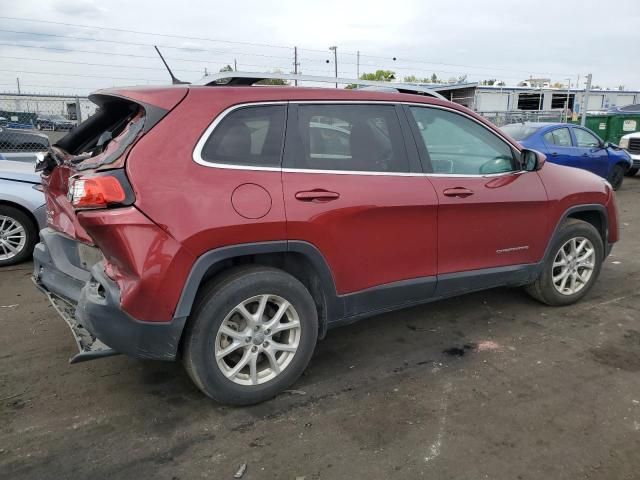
left=571, top=109, right=640, bottom=145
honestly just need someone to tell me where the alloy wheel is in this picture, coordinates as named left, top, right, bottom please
left=551, top=237, right=596, bottom=296
left=0, top=215, right=27, bottom=261
left=214, top=294, right=302, bottom=386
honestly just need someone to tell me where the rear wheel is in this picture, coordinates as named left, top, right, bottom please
left=182, top=266, right=318, bottom=405
left=608, top=164, right=625, bottom=190
left=0, top=205, right=37, bottom=267
left=525, top=219, right=603, bottom=306
left=625, top=167, right=638, bottom=177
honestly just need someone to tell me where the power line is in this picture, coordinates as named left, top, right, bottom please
left=0, top=17, right=575, bottom=78
left=0, top=42, right=285, bottom=65
left=0, top=15, right=312, bottom=52
left=0, top=29, right=297, bottom=61
left=0, top=68, right=166, bottom=82
left=0, top=82, right=95, bottom=90
left=0, top=42, right=538, bottom=82
left=0, top=55, right=299, bottom=75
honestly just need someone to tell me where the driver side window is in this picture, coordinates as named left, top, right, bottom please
left=573, top=128, right=601, bottom=148
left=409, top=106, right=517, bottom=175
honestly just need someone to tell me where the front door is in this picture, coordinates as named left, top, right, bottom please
left=404, top=105, right=549, bottom=279
left=572, top=126, right=609, bottom=178
left=282, top=102, right=439, bottom=299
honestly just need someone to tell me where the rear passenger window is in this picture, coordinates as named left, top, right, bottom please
left=287, top=104, right=409, bottom=172
left=201, top=105, right=285, bottom=167
left=543, top=127, right=572, bottom=147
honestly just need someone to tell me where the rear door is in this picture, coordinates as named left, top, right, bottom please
left=541, top=126, right=576, bottom=167
left=571, top=126, right=609, bottom=178
left=282, top=102, right=439, bottom=300
left=404, top=105, right=548, bottom=281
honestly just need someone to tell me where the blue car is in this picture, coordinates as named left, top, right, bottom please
left=501, top=122, right=633, bottom=190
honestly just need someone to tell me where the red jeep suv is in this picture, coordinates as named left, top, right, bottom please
left=33, top=82, right=619, bottom=405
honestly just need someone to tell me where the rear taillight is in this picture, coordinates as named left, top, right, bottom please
left=68, top=170, right=134, bottom=210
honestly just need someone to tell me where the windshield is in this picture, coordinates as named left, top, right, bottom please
left=501, top=124, right=542, bottom=141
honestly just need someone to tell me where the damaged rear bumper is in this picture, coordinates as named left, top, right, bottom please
left=32, top=228, right=186, bottom=363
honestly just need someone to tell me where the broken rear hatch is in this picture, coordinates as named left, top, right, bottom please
left=37, top=86, right=188, bottom=243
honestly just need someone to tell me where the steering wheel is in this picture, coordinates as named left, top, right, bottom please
left=479, top=156, right=512, bottom=175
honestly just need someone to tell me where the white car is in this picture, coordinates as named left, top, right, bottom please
left=620, top=132, right=640, bottom=176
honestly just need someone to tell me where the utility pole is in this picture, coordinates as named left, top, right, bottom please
left=564, top=78, right=571, bottom=123
left=356, top=50, right=360, bottom=80
left=234, top=59, right=237, bottom=71
left=329, top=46, right=337, bottom=88
left=75, top=96, right=82, bottom=123
left=581, top=73, right=592, bottom=127
left=293, top=46, right=299, bottom=86
left=16, top=77, right=20, bottom=94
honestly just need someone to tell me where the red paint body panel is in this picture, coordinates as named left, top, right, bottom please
left=427, top=171, right=549, bottom=273
left=536, top=162, right=617, bottom=241
left=283, top=172, right=438, bottom=293
left=125, top=90, right=288, bottom=257
left=78, top=207, right=196, bottom=321
left=93, top=86, right=189, bottom=110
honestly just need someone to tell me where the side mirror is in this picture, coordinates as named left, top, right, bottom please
left=521, top=149, right=546, bottom=171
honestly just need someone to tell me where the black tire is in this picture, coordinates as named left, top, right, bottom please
left=182, top=266, right=318, bottom=405
left=608, top=164, right=625, bottom=190
left=525, top=219, right=603, bottom=306
left=0, top=205, right=38, bottom=267
left=626, top=167, right=639, bottom=177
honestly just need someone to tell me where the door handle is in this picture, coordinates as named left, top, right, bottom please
left=582, top=153, right=589, bottom=157
left=550, top=152, right=559, bottom=157
left=443, top=187, right=474, bottom=198
left=295, top=190, right=340, bottom=202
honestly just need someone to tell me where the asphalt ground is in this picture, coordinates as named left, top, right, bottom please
left=1, top=175, right=639, bottom=480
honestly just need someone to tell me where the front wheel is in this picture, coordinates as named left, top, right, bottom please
left=626, top=167, right=638, bottom=177
left=182, top=266, right=318, bottom=405
left=608, top=164, right=625, bottom=190
left=525, top=219, right=603, bottom=306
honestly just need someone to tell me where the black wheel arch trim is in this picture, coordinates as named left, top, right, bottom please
left=543, top=203, right=610, bottom=261
left=173, top=240, right=340, bottom=322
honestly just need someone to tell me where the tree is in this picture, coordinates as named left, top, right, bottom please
left=481, top=79, right=498, bottom=86
left=256, top=69, right=288, bottom=86
left=551, top=82, right=565, bottom=88
left=403, top=75, right=433, bottom=83
left=345, top=70, right=396, bottom=89
left=360, top=70, right=396, bottom=82
left=219, top=65, right=234, bottom=72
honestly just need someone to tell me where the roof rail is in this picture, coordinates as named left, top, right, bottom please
left=196, top=71, right=447, bottom=100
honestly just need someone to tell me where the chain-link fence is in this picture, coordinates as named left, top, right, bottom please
left=0, top=95, right=97, bottom=163
left=480, top=110, right=568, bottom=127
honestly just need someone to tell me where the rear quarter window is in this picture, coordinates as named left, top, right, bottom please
left=200, top=105, right=286, bottom=167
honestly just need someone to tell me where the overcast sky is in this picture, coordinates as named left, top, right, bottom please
left=1, top=0, right=638, bottom=96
